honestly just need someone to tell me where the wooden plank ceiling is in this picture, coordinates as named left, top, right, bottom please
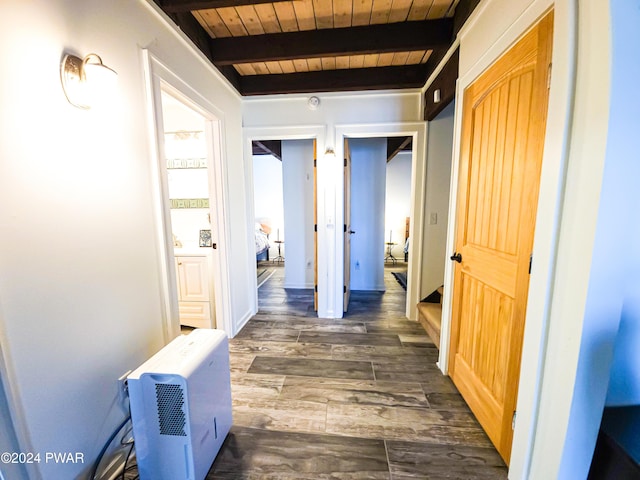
left=154, top=0, right=475, bottom=95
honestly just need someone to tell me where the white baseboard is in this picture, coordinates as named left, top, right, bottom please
left=234, top=308, right=254, bottom=337
left=283, top=283, right=314, bottom=289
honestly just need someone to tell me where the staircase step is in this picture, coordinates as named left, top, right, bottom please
left=416, top=302, right=442, bottom=349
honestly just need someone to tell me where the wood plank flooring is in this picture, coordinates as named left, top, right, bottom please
left=207, top=265, right=508, bottom=479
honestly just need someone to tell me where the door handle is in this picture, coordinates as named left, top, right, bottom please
left=450, top=252, right=462, bottom=263
left=349, top=230, right=356, bottom=235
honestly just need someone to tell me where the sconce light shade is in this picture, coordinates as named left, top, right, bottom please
left=324, top=147, right=336, bottom=159
left=61, top=53, right=117, bottom=109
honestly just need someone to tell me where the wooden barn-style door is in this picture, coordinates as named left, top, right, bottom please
left=448, top=12, right=553, bottom=463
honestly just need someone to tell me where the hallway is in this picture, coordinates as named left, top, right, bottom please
left=207, top=266, right=507, bottom=479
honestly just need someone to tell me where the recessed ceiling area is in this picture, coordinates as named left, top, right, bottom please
left=153, top=0, right=479, bottom=95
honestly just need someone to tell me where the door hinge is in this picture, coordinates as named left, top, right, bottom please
left=343, top=285, right=347, bottom=293
left=344, top=224, right=347, bottom=233
left=529, top=254, right=533, bottom=274
left=314, top=224, right=317, bottom=232
left=512, top=411, right=517, bottom=430
left=314, top=159, right=317, bottom=167
left=547, top=63, right=552, bottom=90
left=314, top=285, right=318, bottom=293
left=344, top=158, right=347, bottom=167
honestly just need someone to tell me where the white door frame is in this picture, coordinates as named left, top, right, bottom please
left=335, top=123, right=428, bottom=320
left=242, top=126, right=326, bottom=320
left=142, top=49, right=233, bottom=340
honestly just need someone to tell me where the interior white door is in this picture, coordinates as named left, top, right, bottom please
left=344, top=139, right=352, bottom=312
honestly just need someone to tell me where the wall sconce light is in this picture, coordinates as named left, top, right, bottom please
left=60, top=53, right=117, bottom=109
left=433, top=88, right=441, bottom=104
left=324, top=147, right=336, bottom=159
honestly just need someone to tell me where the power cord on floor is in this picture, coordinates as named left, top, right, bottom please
left=121, top=441, right=136, bottom=480
left=119, top=420, right=136, bottom=480
left=90, top=415, right=131, bottom=480
left=91, top=379, right=138, bottom=480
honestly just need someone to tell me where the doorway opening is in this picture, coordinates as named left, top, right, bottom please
left=251, top=138, right=317, bottom=317
left=342, top=136, right=413, bottom=314
left=144, top=50, right=233, bottom=339
left=335, top=122, right=427, bottom=321
left=385, top=138, right=414, bottom=293
left=160, top=91, right=218, bottom=332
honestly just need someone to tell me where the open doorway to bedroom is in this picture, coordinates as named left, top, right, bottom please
left=251, top=140, right=282, bottom=289
left=385, top=138, right=413, bottom=291
left=251, top=138, right=316, bottom=317
left=342, top=137, right=412, bottom=314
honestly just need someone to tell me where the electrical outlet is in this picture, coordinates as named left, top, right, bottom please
left=118, top=370, right=132, bottom=406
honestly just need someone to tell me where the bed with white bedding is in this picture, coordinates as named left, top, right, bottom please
left=255, top=223, right=270, bottom=261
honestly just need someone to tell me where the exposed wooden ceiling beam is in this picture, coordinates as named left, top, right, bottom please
left=152, top=1, right=241, bottom=91
left=424, top=48, right=459, bottom=121
left=159, top=0, right=290, bottom=13
left=252, top=140, right=282, bottom=160
left=453, top=0, right=483, bottom=35
left=239, top=64, right=429, bottom=96
left=387, top=137, right=412, bottom=162
left=211, top=19, right=453, bottom=65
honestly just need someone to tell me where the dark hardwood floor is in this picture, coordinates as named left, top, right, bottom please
left=207, top=264, right=507, bottom=479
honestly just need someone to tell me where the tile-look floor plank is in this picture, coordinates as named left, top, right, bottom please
left=257, top=317, right=369, bottom=333
left=208, top=426, right=390, bottom=479
left=232, top=398, right=327, bottom=433
left=366, top=322, right=428, bottom=335
left=299, top=331, right=403, bottom=347
left=386, top=440, right=507, bottom=479
left=229, top=339, right=333, bottom=359
left=248, top=356, right=375, bottom=380
left=373, top=358, right=444, bottom=383
left=325, top=403, right=486, bottom=444
left=229, top=353, right=256, bottom=374
left=235, top=327, right=301, bottom=342
left=331, top=344, right=438, bottom=363
left=230, top=374, right=285, bottom=400
left=279, top=377, right=430, bottom=408
left=426, top=392, right=471, bottom=411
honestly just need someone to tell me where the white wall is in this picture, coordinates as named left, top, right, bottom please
left=602, top=0, right=640, bottom=409
left=282, top=140, right=315, bottom=288
left=0, top=1, right=246, bottom=479
left=253, top=154, right=284, bottom=259
left=243, top=92, right=422, bottom=129
left=421, top=101, right=455, bottom=299
left=350, top=138, right=387, bottom=291
left=557, top=1, right=640, bottom=476
left=385, top=151, right=412, bottom=261
left=170, top=209, right=211, bottom=246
